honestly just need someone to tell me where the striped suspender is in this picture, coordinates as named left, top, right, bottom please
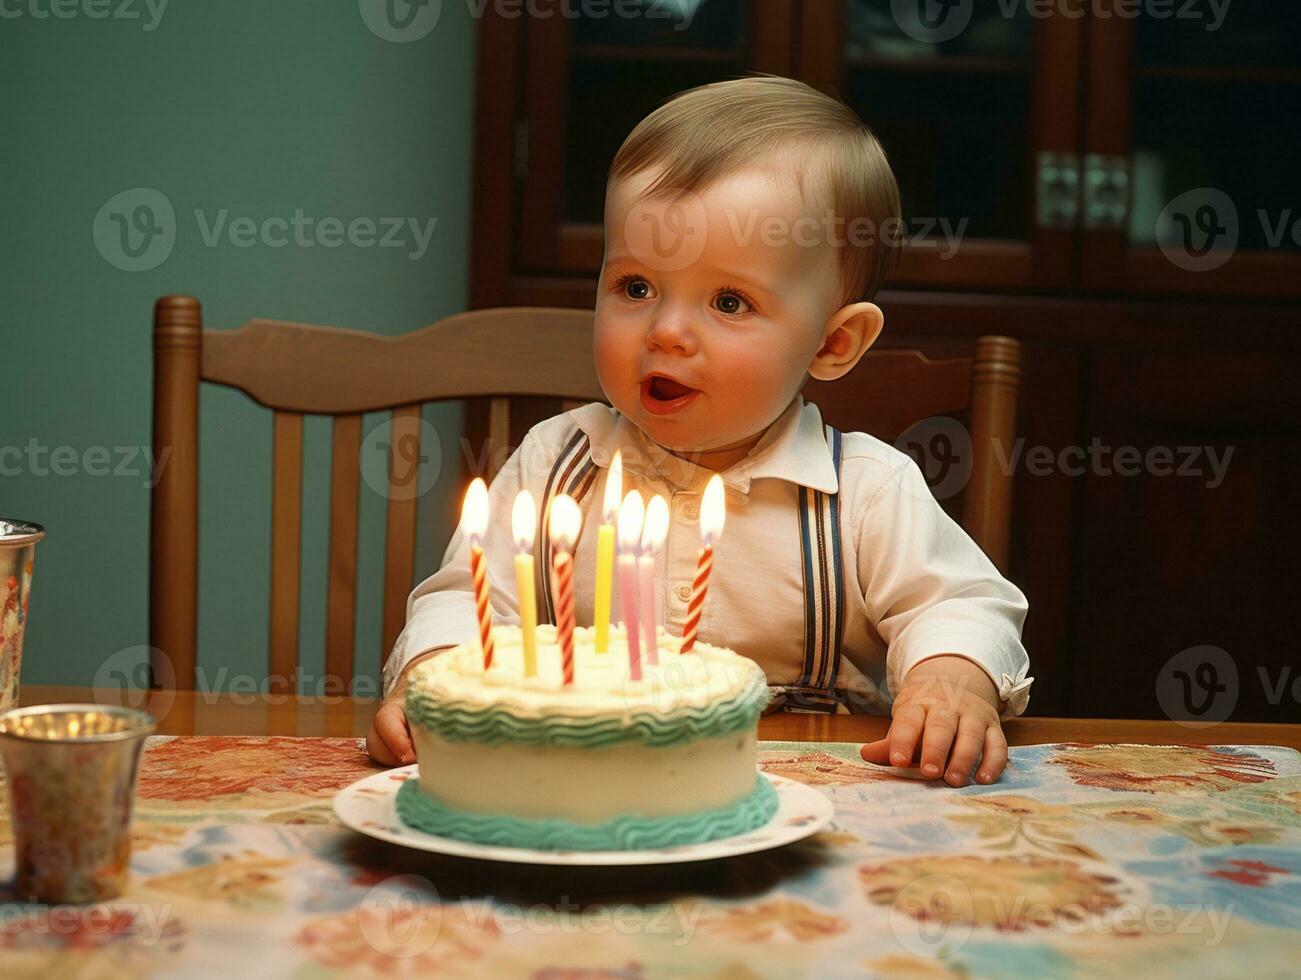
left=780, top=424, right=846, bottom=714
left=537, top=425, right=599, bottom=624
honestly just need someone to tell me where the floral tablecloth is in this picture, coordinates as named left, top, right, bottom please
left=1, top=735, right=1299, bottom=978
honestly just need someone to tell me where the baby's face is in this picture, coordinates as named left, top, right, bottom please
left=594, top=165, right=844, bottom=466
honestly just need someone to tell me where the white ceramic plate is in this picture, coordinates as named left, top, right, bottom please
left=334, top=766, right=834, bottom=866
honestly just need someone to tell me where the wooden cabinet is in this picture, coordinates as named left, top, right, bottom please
left=467, top=2, right=1301, bottom=721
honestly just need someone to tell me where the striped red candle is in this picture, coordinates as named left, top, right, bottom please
left=681, top=475, right=726, bottom=654
left=548, top=494, right=581, bottom=686
left=469, top=544, right=495, bottom=669
left=680, top=544, right=712, bottom=654
left=461, top=479, right=495, bottom=670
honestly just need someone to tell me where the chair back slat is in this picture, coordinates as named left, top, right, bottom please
left=268, top=411, right=304, bottom=694
left=381, top=405, right=422, bottom=664
left=325, top=414, right=362, bottom=688
left=201, top=307, right=604, bottom=413
left=487, top=398, right=511, bottom=483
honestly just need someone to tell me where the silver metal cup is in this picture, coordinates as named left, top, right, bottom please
left=0, top=520, right=44, bottom=713
left=0, top=704, right=156, bottom=904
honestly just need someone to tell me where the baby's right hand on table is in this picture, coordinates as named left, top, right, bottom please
left=366, top=693, right=415, bottom=767
left=365, top=648, right=445, bottom=767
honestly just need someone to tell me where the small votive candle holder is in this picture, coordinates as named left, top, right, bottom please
left=0, top=704, right=156, bottom=904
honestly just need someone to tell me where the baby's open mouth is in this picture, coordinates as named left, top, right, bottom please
left=640, top=374, right=701, bottom=415
left=646, top=375, right=697, bottom=401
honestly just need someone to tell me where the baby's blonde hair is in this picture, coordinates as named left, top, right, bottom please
left=608, top=73, right=902, bottom=305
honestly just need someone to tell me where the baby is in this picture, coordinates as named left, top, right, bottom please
left=368, top=74, right=1032, bottom=787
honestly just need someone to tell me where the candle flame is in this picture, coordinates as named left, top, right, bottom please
left=641, top=494, right=669, bottom=552
left=603, top=450, right=623, bottom=523
left=549, top=494, right=581, bottom=553
left=512, top=489, right=536, bottom=552
left=617, top=490, right=645, bottom=552
left=461, top=478, right=489, bottom=543
left=702, top=474, right=726, bottom=546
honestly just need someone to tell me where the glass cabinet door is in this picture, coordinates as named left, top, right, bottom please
left=519, top=0, right=794, bottom=274
left=799, top=2, right=1086, bottom=290
left=1086, top=4, right=1301, bottom=296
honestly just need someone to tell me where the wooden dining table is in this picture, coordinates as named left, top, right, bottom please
left=6, top=687, right=1300, bottom=978
left=19, top=685, right=1301, bottom=749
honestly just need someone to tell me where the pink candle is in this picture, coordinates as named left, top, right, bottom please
left=617, top=491, right=645, bottom=681
left=548, top=494, right=581, bottom=686
left=461, top=478, right=494, bottom=669
left=638, top=495, right=669, bottom=666
left=681, top=475, right=726, bottom=654
left=553, top=550, right=575, bottom=685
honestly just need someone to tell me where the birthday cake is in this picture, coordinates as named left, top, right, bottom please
left=396, top=622, right=777, bottom=851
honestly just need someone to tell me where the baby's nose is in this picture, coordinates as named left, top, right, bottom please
left=646, top=314, right=698, bottom=354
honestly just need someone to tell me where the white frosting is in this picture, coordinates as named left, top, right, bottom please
left=408, top=623, right=766, bottom=720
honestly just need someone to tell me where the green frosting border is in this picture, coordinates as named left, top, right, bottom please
left=405, top=673, right=772, bottom=748
left=395, top=773, right=779, bottom=852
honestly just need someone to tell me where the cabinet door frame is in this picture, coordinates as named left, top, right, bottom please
left=1080, top=2, right=1301, bottom=298
left=515, top=0, right=797, bottom=276
left=796, top=2, right=1086, bottom=291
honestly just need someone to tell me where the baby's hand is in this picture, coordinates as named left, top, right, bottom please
left=859, top=654, right=1008, bottom=787
left=366, top=649, right=445, bottom=767
left=366, top=689, right=415, bottom=767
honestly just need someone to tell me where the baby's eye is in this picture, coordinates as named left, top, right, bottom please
left=713, top=287, right=755, bottom=317
left=612, top=273, right=652, bottom=301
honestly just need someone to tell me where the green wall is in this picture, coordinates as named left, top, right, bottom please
left=1, top=1, right=476, bottom=693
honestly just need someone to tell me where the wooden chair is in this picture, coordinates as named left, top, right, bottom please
left=150, top=295, right=1020, bottom=691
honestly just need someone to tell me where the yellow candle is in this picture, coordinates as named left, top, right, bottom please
left=594, top=450, right=622, bottom=653
left=512, top=490, right=539, bottom=677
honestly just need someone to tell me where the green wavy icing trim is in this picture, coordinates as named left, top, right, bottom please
left=395, top=773, right=778, bottom=851
left=405, top=673, right=772, bottom=748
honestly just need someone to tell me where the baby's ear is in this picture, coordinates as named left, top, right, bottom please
left=808, top=303, right=884, bottom=382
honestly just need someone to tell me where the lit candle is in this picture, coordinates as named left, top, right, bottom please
left=512, top=490, right=539, bottom=678
left=681, top=475, right=726, bottom=654
left=594, top=450, right=622, bottom=653
left=617, top=490, right=645, bottom=682
left=549, top=494, right=581, bottom=686
left=461, top=478, right=494, bottom=670
left=638, top=494, right=669, bottom=666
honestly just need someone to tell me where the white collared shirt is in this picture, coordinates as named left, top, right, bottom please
left=383, top=396, right=1033, bottom=718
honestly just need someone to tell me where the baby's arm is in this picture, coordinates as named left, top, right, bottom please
left=852, top=454, right=1032, bottom=784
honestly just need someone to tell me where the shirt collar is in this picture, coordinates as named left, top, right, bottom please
left=570, top=395, right=838, bottom=497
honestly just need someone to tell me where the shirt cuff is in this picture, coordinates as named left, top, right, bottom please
left=381, top=592, right=480, bottom=698
left=888, top=623, right=1033, bottom=721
